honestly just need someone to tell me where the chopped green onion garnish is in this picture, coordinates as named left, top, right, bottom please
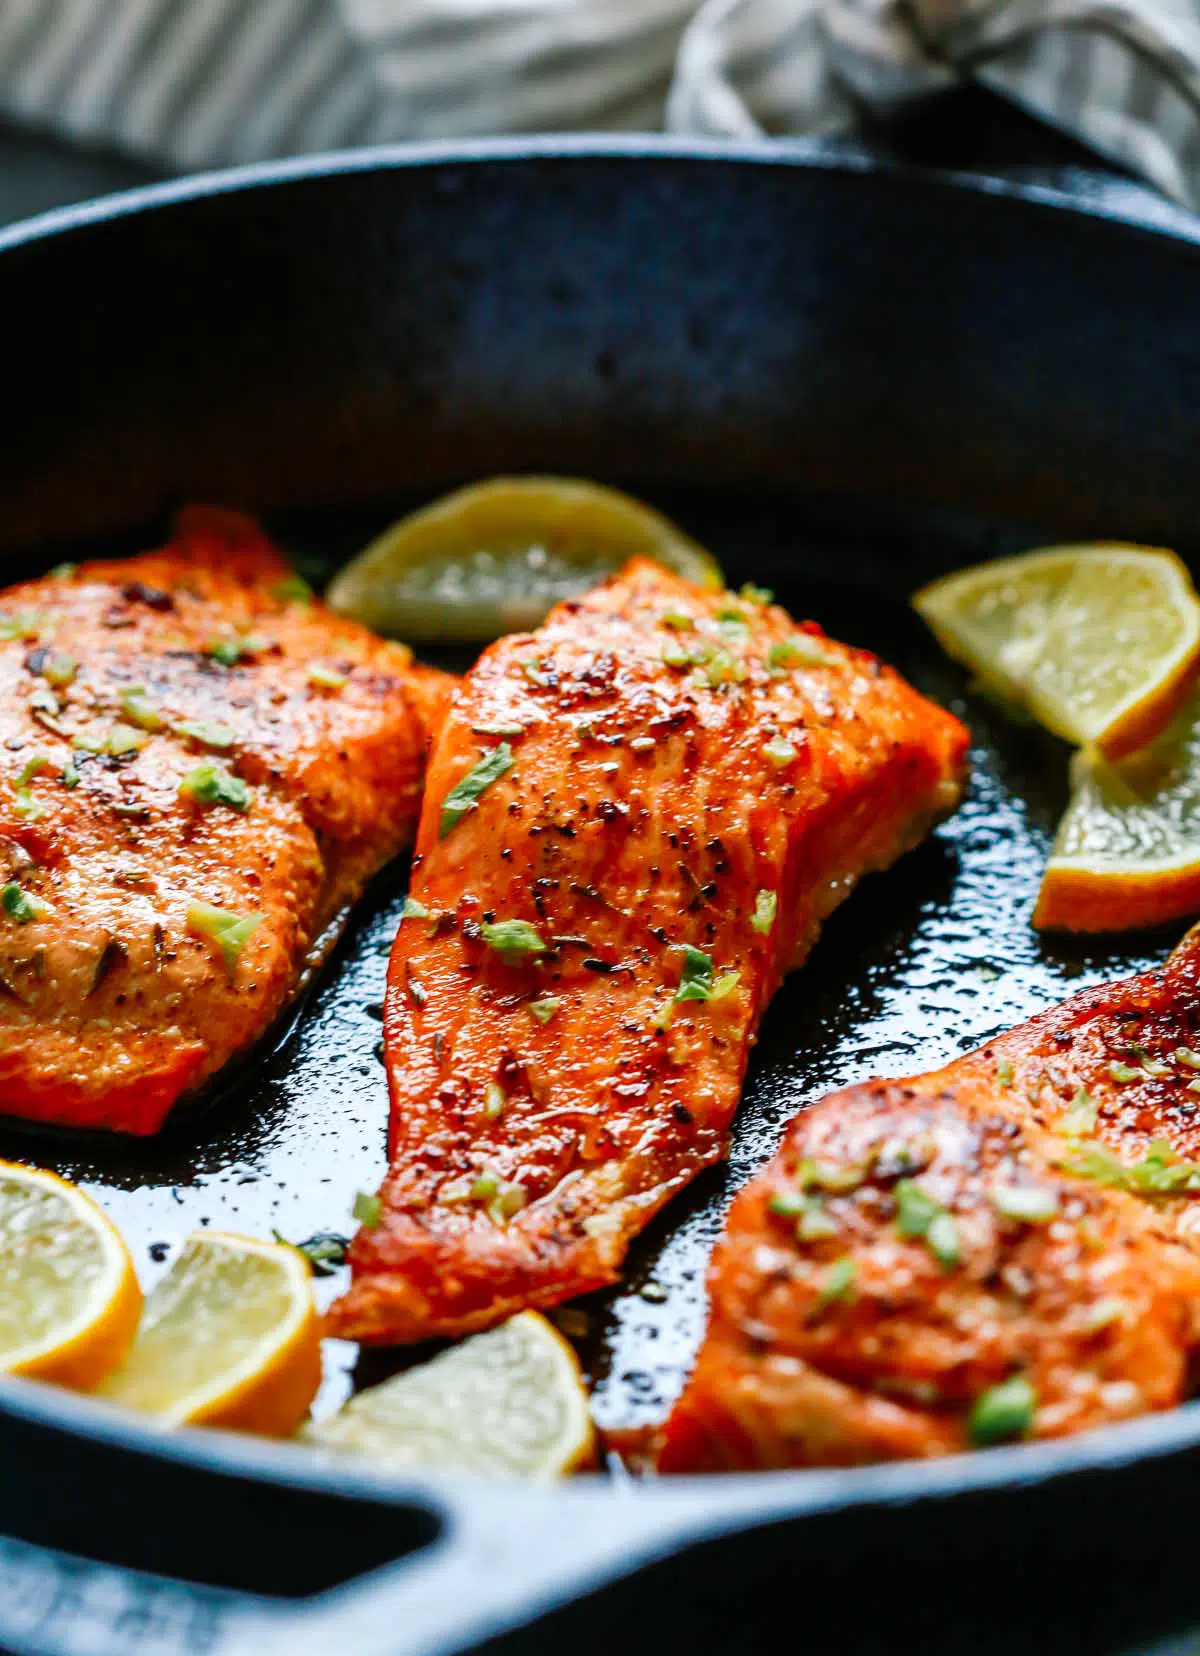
left=894, top=1178, right=940, bottom=1238
left=1058, top=1136, right=1200, bottom=1195
left=1, top=882, right=53, bottom=922
left=177, top=719, right=235, bottom=750
left=702, top=648, right=745, bottom=687
left=662, top=640, right=692, bottom=669
left=274, top=574, right=313, bottom=605
left=763, top=736, right=798, bottom=767
left=50, top=562, right=77, bottom=579
left=926, top=1211, right=961, bottom=1269
left=9, top=755, right=49, bottom=822
left=769, top=634, right=834, bottom=670
left=996, top=1056, right=1014, bottom=1087
left=673, top=944, right=714, bottom=1003
left=480, top=918, right=548, bottom=965
left=440, top=742, right=515, bottom=838
left=801, top=1157, right=867, bottom=1193
left=740, top=583, right=773, bottom=605
left=307, top=664, right=348, bottom=690
left=1176, top=1047, right=1200, bottom=1071
left=751, top=889, right=777, bottom=934
left=488, top=1179, right=528, bottom=1223
left=352, top=1191, right=382, bottom=1228
left=39, top=651, right=77, bottom=687
left=659, top=609, right=693, bottom=630
left=816, top=1256, right=856, bottom=1307
left=448, top=1168, right=528, bottom=1222
left=797, top=1197, right=839, bottom=1242
left=106, top=722, right=146, bottom=757
left=120, top=689, right=165, bottom=732
left=401, top=896, right=431, bottom=921
left=179, top=761, right=250, bottom=812
left=0, top=611, right=44, bottom=642
left=710, top=970, right=740, bottom=1002
left=186, top=901, right=260, bottom=976
left=967, top=1376, right=1036, bottom=1446
left=1057, top=1086, right=1098, bottom=1136
left=894, top=1178, right=959, bottom=1265
left=991, top=1182, right=1060, bottom=1224
left=205, top=635, right=264, bottom=667
left=273, top=1231, right=348, bottom=1274
left=529, top=996, right=561, bottom=1024
left=1107, top=1061, right=1140, bottom=1084
left=769, top=1188, right=808, bottom=1218
left=16, top=754, right=48, bottom=787
left=482, top=1082, right=507, bottom=1120
left=60, top=755, right=80, bottom=789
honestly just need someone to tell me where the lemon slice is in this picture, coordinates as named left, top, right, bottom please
left=1035, top=687, right=1200, bottom=932
left=0, top=1162, right=140, bottom=1390
left=914, top=544, right=1200, bottom=758
left=304, top=1311, right=594, bottom=1480
left=325, top=476, right=723, bottom=642
left=99, top=1231, right=320, bottom=1435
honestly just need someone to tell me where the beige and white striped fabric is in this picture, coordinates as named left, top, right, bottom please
left=1, top=0, right=1199, bottom=206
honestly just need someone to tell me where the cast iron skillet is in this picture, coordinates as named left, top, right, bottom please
left=3, top=139, right=1200, bottom=1656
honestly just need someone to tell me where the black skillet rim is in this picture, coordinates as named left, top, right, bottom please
left=2, top=134, right=1200, bottom=1525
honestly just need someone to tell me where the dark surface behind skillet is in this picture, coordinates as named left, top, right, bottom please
left=2, top=139, right=1200, bottom=1655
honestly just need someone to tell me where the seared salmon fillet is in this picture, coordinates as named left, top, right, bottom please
left=660, top=925, right=1200, bottom=1471
left=330, top=558, right=968, bottom=1344
left=0, top=507, right=453, bottom=1135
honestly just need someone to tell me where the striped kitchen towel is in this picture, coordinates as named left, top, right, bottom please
left=1, top=0, right=1199, bottom=206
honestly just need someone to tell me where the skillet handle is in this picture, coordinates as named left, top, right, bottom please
left=0, top=1531, right=263, bottom=1656
left=0, top=1481, right=723, bottom=1656
left=235, top=1478, right=723, bottom=1656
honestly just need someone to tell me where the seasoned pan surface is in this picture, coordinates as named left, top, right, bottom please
left=0, top=488, right=1169, bottom=1437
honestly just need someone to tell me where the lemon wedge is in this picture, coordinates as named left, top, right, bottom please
left=1035, top=688, right=1200, bottom=932
left=914, top=544, right=1200, bottom=759
left=0, top=1162, right=140, bottom=1390
left=325, top=476, right=722, bottom=642
left=99, top=1231, right=320, bottom=1435
left=304, top=1311, right=594, bottom=1480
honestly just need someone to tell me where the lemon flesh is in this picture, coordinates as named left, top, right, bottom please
left=0, top=1163, right=140, bottom=1388
left=325, top=476, right=722, bottom=643
left=1034, top=688, right=1200, bottom=931
left=914, top=544, right=1200, bottom=757
left=99, top=1231, right=319, bottom=1433
left=304, top=1311, right=594, bottom=1480
left=1055, top=695, right=1200, bottom=871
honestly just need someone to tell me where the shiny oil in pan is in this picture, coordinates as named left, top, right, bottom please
left=0, top=486, right=1172, bottom=1440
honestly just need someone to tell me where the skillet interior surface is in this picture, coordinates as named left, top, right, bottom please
left=0, top=489, right=1181, bottom=1438
left=3, top=145, right=1200, bottom=1653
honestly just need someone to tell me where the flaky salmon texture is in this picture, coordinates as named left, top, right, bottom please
left=330, top=558, right=968, bottom=1344
left=0, top=508, right=453, bottom=1136
left=660, top=925, right=1200, bottom=1472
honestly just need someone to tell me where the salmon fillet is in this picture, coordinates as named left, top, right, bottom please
left=329, top=558, right=968, bottom=1344
left=0, top=507, right=453, bottom=1135
left=660, top=925, right=1200, bottom=1471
